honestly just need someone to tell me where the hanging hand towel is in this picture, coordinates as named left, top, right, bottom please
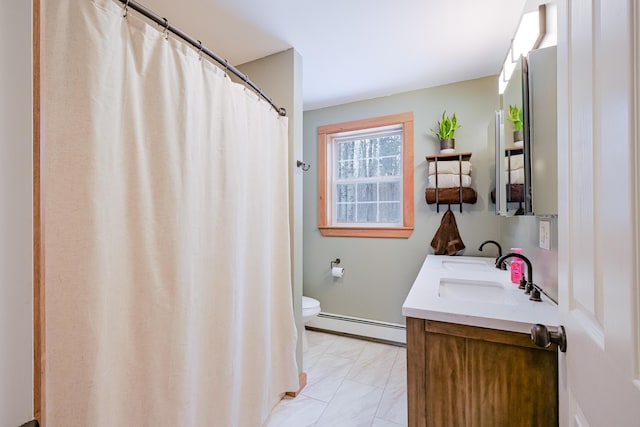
left=430, top=207, right=465, bottom=255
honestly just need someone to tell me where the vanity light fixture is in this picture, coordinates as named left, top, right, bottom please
left=499, top=4, right=547, bottom=94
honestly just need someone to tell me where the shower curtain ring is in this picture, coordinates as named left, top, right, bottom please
left=162, top=18, right=169, bottom=40
left=223, top=60, right=229, bottom=77
left=122, top=0, right=129, bottom=18
left=197, top=40, right=203, bottom=61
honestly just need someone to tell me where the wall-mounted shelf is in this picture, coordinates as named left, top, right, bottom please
left=425, top=152, right=477, bottom=213
left=424, top=152, right=473, bottom=162
left=504, top=147, right=524, bottom=155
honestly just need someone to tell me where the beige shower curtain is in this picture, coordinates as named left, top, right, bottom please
left=42, top=1, right=299, bottom=425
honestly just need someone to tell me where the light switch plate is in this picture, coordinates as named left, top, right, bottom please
left=539, top=221, right=550, bottom=250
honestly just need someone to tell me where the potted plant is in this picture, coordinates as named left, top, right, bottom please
left=430, top=111, right=461, bottom=153
left=507, top=104, right=524, bottom=146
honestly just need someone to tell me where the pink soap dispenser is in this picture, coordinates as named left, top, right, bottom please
left=510, top=248, right=524, bottom=284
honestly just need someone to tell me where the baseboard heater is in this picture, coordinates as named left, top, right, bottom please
left=306, top=312, right=406, bottom=345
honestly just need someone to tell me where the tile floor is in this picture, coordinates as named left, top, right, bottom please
left=265, top=330, right=408, bottom=427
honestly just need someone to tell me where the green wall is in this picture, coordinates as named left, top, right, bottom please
left=237, top=48, right=305, bottom=371
left=501, top=216, right=559, bottom=302
left=303, top=76, right=504, bottom=325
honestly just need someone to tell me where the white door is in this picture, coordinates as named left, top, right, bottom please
left=556, top=0, right=640, bottom=425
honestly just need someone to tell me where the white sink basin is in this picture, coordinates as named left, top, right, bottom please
left=438, top=278, right=517, bottom=305
left=403, top=255, right=559, bottom=335
left=441, top=258, right=493, bottom=272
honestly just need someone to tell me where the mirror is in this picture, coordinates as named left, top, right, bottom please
left=527, top=46, right=557, bottom=216
left=494, top=45, right=557, bottom=216
left=495, top=55, right=530, bottom=216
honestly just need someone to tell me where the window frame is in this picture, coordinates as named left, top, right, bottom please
left=318, top=112, right=414, bottom=238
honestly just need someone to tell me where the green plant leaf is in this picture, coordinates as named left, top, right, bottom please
left=506, top=105, right=523, bottom=131
left=432, top=111, right=461, bottom=140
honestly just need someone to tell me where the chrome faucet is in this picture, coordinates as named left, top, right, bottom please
left=495, top=252, right=542, bottom=302
left=478, top=240, right=506, bottom=270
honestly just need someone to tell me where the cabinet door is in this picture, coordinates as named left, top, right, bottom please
left=408, top=318, right=558, bottom=427
left=424, top=332, right=467, bottom=427
left=467, top=339, right=557, bottom=427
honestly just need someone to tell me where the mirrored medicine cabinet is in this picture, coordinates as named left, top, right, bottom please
left=494, top=45, right=557, bottom=217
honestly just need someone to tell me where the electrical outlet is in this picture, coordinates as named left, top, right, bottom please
left=539, top=221, right=550, bottom=250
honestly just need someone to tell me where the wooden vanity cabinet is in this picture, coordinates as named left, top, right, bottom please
left=407, top=317, right=558, bottom=427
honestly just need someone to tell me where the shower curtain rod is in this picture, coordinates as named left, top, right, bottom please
left=117, top=0, right=287, bottom=117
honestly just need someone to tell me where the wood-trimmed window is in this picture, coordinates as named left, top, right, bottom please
left=318, top=112, right=414, bottom=238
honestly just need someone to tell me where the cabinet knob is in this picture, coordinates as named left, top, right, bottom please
left=530, top=324, right=567, bottom=352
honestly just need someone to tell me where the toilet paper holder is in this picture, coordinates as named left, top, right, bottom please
left=330, top=258, right=344, bottom=278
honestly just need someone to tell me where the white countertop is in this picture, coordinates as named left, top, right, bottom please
left=402, top=255, right=559, bottom=334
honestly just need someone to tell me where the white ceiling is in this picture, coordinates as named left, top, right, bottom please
left=137, top=0, right=529, bottom=110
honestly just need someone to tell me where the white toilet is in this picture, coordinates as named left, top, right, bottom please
left=302, top=296, right=321, bottom=323
left=302, top=296, right=321, bottom=350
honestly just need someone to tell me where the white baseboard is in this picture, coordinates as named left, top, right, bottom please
left=306, top=312, right=406, bottom=345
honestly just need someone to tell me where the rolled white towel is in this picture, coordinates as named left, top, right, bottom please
left=428, top=160, right=472, bottom=176
left=504, top=154, right=525, bottom=171
left=427, top=174, right=472, bottom=189
left=505, top=168, right=525, bottom=184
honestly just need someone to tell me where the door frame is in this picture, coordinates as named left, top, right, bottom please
left=33, top=0, right=44, bottom=422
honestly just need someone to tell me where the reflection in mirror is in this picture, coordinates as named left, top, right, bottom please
left=495, top=55, right=531, bottom=216
left=494, top=45, right=557, bottom=217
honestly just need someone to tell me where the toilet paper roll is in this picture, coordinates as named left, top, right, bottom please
left=331, top=267, right=344, bottom=278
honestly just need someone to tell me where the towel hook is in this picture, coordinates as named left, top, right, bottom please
left=296, top=160, right=311, bottom=171
left=330, top=258, right=341, bottom=269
